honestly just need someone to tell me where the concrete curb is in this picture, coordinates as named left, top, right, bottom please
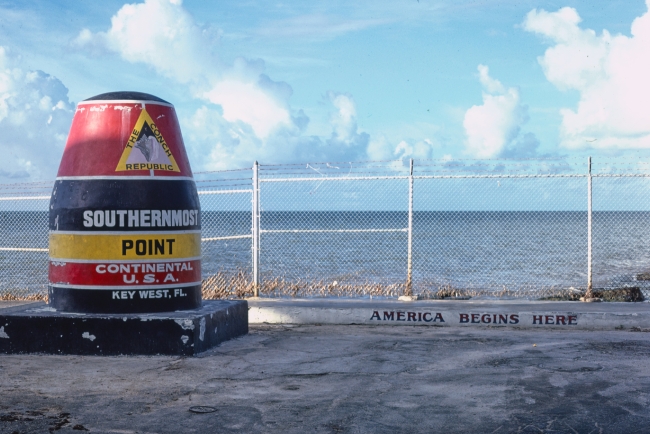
left=248, top=299, right=650, bottom=330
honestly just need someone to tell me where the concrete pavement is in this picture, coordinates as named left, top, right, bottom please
left=2, top=323, right=650, bottom=433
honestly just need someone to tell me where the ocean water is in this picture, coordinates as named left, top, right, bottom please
left=3, top=210, right=650, bottom=297
left=201, top=211, right=650, bottom=295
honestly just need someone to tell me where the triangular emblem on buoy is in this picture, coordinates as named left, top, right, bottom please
left=116, top=108, right=180, bottom=172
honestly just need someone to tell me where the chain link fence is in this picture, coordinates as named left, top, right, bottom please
left=258, top=176, right=409, bottom=297
left=411, top=165, right=589, bottom=299
left=590, top=161, right=650, bottom=301
left=0, top=182, right=51, bottom=300
left=2, top=158, right=649, bottom=301
left=195, top=169, right=253, bottom=299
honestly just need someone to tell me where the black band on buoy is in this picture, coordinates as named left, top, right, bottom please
left=83, top=91, right=170, bottom=103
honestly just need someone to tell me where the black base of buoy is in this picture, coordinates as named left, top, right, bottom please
left=48, top=285, right=203, bottom=314
left=0, top=300, right=247, bottom=356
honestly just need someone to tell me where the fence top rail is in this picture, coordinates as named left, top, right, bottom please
left=198, top=189, right=252, bottom=195
left=260, top=175, right=409, bottom=182
left=195, top=177, right=251, bottom=183
left=415, top=174, right=589, bottom=179
left=257, top=157, right=592, bottom=168
left=0, top=247, right=49, bottom=251
left=591, top=173, right=650, bottom=178
left=201, top=234, right=252, bottom=241
left=259, top=174, right=594, bottom=182
left=0, top=196, right=50, bottom=201
left=258, top=173, right=650, bottom=183
left=260, top=228, right=408, bottom=233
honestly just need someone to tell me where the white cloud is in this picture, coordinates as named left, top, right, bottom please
left=72, top=0, right=435, bottom=169
left=204, top=79, right=291, bottom=139
left=74, top=0, right=292, bottom=144
left=463, top=65, right=527, bottom=158
left=325, top=91, right=369, bottom=158
left=184, top=104, right=314, bottom=171
left=185, top=91, right=369, bottom=171
left=74, top=0, right=217, bottom=84
left=366, top=133, right=438, bottom=162
left=477, top=64, right=505, bottom=94
left=524, top=1, right=650, bottom=149
left=0, top=47, right=73, bottom=180
left=328, top=92, right=358, bottom=143
left=257, top=14, right=386, bottom=40
left=394, top=139, right=437, bottom=160
left=184, top=105, right=261, bottom=171
left=366, top=135, right=393, bottom=161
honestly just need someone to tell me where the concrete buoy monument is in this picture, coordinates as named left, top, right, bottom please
left=48, top=92, right=201, bottom=313
left=0, top=92, right=247, bottom=355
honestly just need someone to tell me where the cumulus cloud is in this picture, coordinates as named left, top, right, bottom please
left=328, top=92, right=358, bottom=142
left=204, top=78, right=291, bottom=139
left=463, top=65, right=528, bottom=158
left=0, top=47, right=73, bottom=180
left=326, top=91, right=368, bottom=156
left=73, top=0, right=291, bottom=145
left=183, top=105, right=262, bottom=171
left=73, top=0, right=218, bottom=85
left=367, top=135, right=438, bottom=161
left=73, top=0, right=374, bottom=169
left=499, top=132, right=541, bottom=158
left=394, top=139, right=438, bottom=160
left=364, top=106, right=439, bottom=162
left=366, top=135, right=392, bottom=161
left=185, top=93, right=368, bottom=171
left=524, top=1, right=650, bottom=149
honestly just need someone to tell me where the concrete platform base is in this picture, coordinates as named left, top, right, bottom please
left=248, top=298, right=650, bottom=330
left=0, top=300, right=248, bottom=356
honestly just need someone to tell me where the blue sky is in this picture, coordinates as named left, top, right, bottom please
left=0, top=0, right=649, bottom=179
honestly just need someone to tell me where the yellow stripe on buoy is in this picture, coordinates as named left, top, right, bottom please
left=49, top=232, right=201, bottom=260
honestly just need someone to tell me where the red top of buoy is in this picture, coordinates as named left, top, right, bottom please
left=57, top=92, right=193, bottom=178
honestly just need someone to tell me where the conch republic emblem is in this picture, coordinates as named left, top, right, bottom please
left=115, top=108, right=181, bottom=172
left=48, top=92, right=202, bottom=314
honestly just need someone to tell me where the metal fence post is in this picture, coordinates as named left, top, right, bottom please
left=252, top=161, right=260, bottom=296
left=586, top=156, right=593, bottom=299
left=406, top=158, right=414, bottom=296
